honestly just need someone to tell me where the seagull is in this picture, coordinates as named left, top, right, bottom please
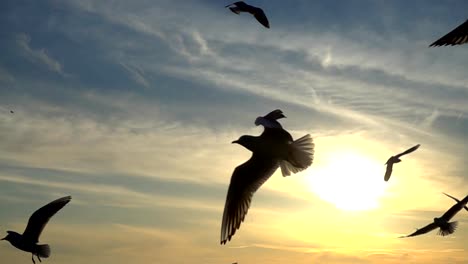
left=220, top=110, right=314, bottom=244
left=429, top=19, right=468, bottom=47
left=384, top=144, right=420, bottom=182
left=1, top=196, right=71, bottom=264
left=225, top=1, right=270, bottom=28
left=443, top=192, right=468, bottom=211
left=254, top=109, right=285, bottom=129
left=400, top=194, right=468, bottom=238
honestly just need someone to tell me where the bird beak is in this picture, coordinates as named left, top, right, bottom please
left=232, top=140, right=239, bottom=144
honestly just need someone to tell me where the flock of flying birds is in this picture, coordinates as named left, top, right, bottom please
left=1, top=1, right=468, bottom=263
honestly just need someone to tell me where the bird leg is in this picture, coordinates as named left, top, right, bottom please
left=31, top=254, right=36, bottom=264
left=38, top=255, right=42, bottom=262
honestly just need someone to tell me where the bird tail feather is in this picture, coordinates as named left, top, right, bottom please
left=438, top=221, right=458, bottom=236
left=280, top=134, right=314, bottom=177
left=36, top=244, right=51, bottom=258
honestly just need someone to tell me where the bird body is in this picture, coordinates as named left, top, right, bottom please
left=220, top=110, right=314, bottom=244
left=384, top=144, right=420, bottom=181
left=1, top=196, right=71, bottom=264
left=400, top=194, right=468, bottom=238
left=225, top=1, right=270, bottom=28
left=430, top=19, right=468, bottom=47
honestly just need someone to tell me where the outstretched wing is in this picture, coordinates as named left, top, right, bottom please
left=220, top=154, right=279, bottom=244
left=430, top=19, right=468, bottom=47
left=253, top=8, right=270, bottom=28
left=441, top=195, right=468, bottom=221
left=384, top=162, right=393, bottom=181
left=255, top=109, right=285, bottom=129
left=400, top=222, right=438, bottom=238
left=395, top=144, right=420, bottom=158
left=443, top=193, right=468, bottom=211
left=22, top=196, right=72, bottom=243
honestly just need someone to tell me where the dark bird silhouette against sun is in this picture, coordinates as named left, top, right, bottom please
left=430, top=19, right=468, bottom=47
left=225, top=1, right=270, bottom=28
left=1, top=196, right=71, bottom=264
left=384, top=144, right=420, bottom=182
left=443, top=192, right=468, bottom=211
left=220, top=110, right=314, bottom=244
left=400, top=194, right=468, bottom=238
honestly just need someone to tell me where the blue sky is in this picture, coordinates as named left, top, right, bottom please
left=0, top=1, right=467, bottom=263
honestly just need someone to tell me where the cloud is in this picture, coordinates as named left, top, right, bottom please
left=16, top=33, right=64, bottom=74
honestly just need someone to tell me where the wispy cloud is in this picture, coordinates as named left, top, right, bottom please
left=16, top=33, right=64, bottom=74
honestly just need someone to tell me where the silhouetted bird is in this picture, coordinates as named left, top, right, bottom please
left=254, top=109, right=285, bottom=129
left=443, top=192, right=468, bottom=211
left=10, top=110, right=14, bottom=114
left=384, top=144, right=420, bottom=182
left=430, top=19, right=468, bottom=47
left=1, top=196, right=71, bottom=264
left=400, top=194, right=468, bottom=238
left=225, top=1, right=270, bottom=28
left=220, top=110, right=314, bottom=244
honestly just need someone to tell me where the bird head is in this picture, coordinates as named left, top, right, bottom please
left=1, top=231, right=14, bottom=242
left=232, top=135, right=257, bottom=151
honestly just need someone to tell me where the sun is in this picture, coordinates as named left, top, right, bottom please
left=306, top=150, right=387, bottom=211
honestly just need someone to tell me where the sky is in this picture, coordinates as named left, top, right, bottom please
left=0, top=0, right=467, bottom=263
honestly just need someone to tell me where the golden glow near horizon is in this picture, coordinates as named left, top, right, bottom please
left=307, top=149, right=388, bottom=211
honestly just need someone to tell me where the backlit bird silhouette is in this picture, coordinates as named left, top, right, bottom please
left=220, top=110, right=314, bottom=244
left=400, top=194, right=468, bottom=238
left=1, top=196, right=71, bottom=264
left=384, top=144, right=420, bottom=181
left=225, top=1, right=270, bottom=28
left=443, top=192, right=468, bottom=211
left=430, top=19, right=468, bottom=47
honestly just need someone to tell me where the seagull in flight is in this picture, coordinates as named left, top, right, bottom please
left=430, top=19, right=468, bottom=47
left=384, top=144, right=420, bottom=182
left=400, top=194, right=468, bottom=238
left=220, top=110, right=314, bottom=244
left=225, top=1, right=270, bottom=28
left=1, top=196, right=71, bottom=264
left=443, top=192, right=468, bottom=211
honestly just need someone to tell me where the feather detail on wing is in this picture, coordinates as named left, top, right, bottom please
left=220, top=155, right=279, bottom=244
left=430, top=19, right=468, bottom=47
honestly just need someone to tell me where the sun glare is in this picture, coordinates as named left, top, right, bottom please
left=307, top=150, right=387, bottom=211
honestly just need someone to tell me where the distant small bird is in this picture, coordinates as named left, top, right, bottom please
left=220, top=110, right=314, bottom=244
left=443, top=192, right=468, bottom=211
left=430, top=19, right=468, bottom=47
left=400, top=194, right=468, bottom=238
left=225, top=1, right=270, bottom=28
left=10, top=110, right=14, bottom=114
left=384, top=144, right=420, bottom=182
left=254, top=109, right=285, bottom=129
left=1, top=196, right=71, bottom=264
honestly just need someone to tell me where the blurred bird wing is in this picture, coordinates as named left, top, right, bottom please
left=430, top=19, right=468, bottom=47
left=395, top=144, right=420, bottom=158
left=441, top=195, right=468, bottom=220
left=220, top=154, right=279, bottom=244
left=22, top=196, right=72, bottom=243
left=254, top=109, right=285, bottom=129
left=443, top=193, right=468, bottom=212
left=253, top=8, right=270, bottom=28
left=384, top=162, right=393, bottom=181
left=402, top=222, right=438, bottom=237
